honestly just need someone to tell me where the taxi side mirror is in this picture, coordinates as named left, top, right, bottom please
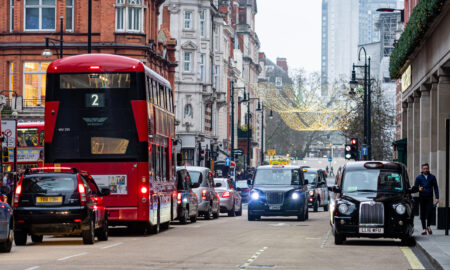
left=329, top=185, right=341, bottom=193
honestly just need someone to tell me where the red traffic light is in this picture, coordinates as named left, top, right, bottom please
left=350, top=138, right=358, bottom=145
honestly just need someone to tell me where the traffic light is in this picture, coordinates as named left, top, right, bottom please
left=199, top=149, right=205, bottom=161
left=345, top=144, right=352, bottom=160
left=345, top=138, right=359, bottom=160
left=2, top=147, right=9, bottom=163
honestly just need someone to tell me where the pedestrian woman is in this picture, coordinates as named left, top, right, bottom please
left=414, top=163, right=439, bottom=235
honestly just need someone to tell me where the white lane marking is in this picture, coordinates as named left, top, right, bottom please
left=101, top=242, right=123, bottom=249
left=25, top=266, right=40, bottom=270
left=240, top=247, right=268, bottom=269
left=320, top=230, right=331, bottom=248
left=57, top=252, right=88, bottom=261
left=305, top=237, right=321, bottom=240
left=269, top=223, right=285, bottom=227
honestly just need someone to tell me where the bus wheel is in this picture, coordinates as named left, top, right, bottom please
left=150, top=211, right=160, bottom=234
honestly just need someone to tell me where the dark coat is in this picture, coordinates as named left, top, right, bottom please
left=414, top=173, right=439, bottom=199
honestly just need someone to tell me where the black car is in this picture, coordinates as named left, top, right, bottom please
left=13, top=167, right=110, bottom=245
left=174, top=168, right=199, bottom=224
left=248, top=165, right=309, bottom=221
left=304, top=168, right=330, bottom=212
left=330, top=161, right=417, bottom=245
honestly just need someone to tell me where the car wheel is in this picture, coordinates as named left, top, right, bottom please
left=180, top=208, right=189, bottom=224
left=0, top=227, right=13, bottom=252
left=236, top=202, right=243, bottom=216
left=14, top=230, right=27, bottom=246
left=323, top=203, right=329, bottom=212
left=190, top=213, right=197, bottom=223
left=204, top=205, right=212, bottom=220
left=334, top=232, right=346, bottom=245
left=82, top=218, right=95, bottom=245
left=228, top=203, right=236, bottom=217
left=213, top=208, right=219, bottom=219
left=313, top=199, right=319, bottom=212
left=305, top=207, right=309, bottom=220
left=31, top=234, right=43, bottom=243
left=97, top=217, right=109, bottom=241
left=248, top=213, right=256, bottom=221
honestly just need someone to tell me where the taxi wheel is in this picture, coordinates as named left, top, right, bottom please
left=313, top=200, right=319, bottom=212
left=190, top=213, right=197, bottom=223
left=228, top=204, right=236, bottom=217
left=82, top=219, right=95, bottom=245
left=400, top=236, right=416, bottom=246
left=97, top=218, right=109, bottom=241
left=305, top=208, right=309, bottom=220
left=323, top=204, right=329, bottom=211
left=334, top=232, right=346, bottom=245
left=236, top=202, right=243, bottom=216
left=204, top=205, right=212, bottom=220
left=248, top=214, right=256, bottom=221
left=31, top=234, right=43, bottom=243
left=213, top=208, right=219, bottom=219
left=180, top=208, right=189, bottom=224
left=14, top=231, right=27, bottom=246
left=0, top=227, right=13, bottom=252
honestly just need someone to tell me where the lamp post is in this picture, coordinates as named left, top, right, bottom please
left=256, top=101, right=273, bottom=166
left=230, top=82, right=246, bottom=162
left=42, top=16, right=64, bottom=58
left=349, top=46, right=371, bottom=160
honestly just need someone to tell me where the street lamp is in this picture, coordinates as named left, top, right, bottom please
left=230, top=82, right=246, bottom=162
left=42, top=16, right=64, bottom=59
left=240, top=90, right=260, bottom=170
left=349, top=46, right=371, bottom=160
left=256, top=101, right=265, bottom=165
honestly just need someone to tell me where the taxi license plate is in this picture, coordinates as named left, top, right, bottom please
left=359, top=227, right=384, bottom=234
left=36, top=197, right=63, bottom=203
left=269, top=205, right=281, bottom=210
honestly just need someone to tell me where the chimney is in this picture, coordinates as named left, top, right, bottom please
left=162, top=6, right=170, bottom=30
left=276, top=57, right=288, bottom=73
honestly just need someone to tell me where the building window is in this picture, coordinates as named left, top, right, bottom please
left=9, top=62, right=14, bottom=100
left=184, top=52, right=192, bottom=72
left=24, top=0, right=56, bottom=31
left=184, top=11, right=192, bottom=30
left=115, top=0, right=144, bottom=32
left=10, top=0, right=14, bottom=32
left=200, top=54, right=206, bottom=82
left=66, top=0, right=74, bottom=31
left=23, top=62, right=51, bottom=107
left=214, top=65, right=220, bottom=90
left=275, top=77, right=282, bottom=87
left=200, top=10, right=206, bottom=37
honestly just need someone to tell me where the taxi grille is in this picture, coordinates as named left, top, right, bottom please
left=359, top=202, right=384, bottom=225
left=266, top=192, right=284, bottom=204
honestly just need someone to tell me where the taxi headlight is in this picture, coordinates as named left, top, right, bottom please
left=292, top=193, right=300, bottom=200
left=395, top=204, right=406, bottom=215
left=309, top=190, right=314, bottom=196
left=251, top=191, right=260, bottom=200
left=338, top=204, right=349, bottom=214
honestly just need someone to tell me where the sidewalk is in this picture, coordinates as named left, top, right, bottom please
left=414, top=218, right=450, bottom=270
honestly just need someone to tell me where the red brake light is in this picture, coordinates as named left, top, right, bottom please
left=222, top=191, right=231, bottom=198
left=14, top=180, right=23, bottom=207
left=201, top=190, right=207, bottom=200
left=77, top=175, right=87, bottom=205
left=177, top=193, right=182, bottom=205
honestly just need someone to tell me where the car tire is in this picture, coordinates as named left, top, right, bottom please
left=248, top=213, right=256, bottom=221
left=0, top=227, right=13, bottom=252
left=305, top=207, right=309, bottom=220
left=323, top=203, right=329, bottom=212
left=236, top=202, right=243, bottom=216
left=31, top=234, right=43, bottom=243
left=228, top=203, right=236, bottom=217
left=213, top=208, right=219, bottom=219
left=313, top=199, right=319, bottom=212
left=180, top=208, right=189, bottom=224
left=190, top=213, right=197, bottom=223
left=97, top=218, right=109, bottom=241
left=334, top=232, right=346, bottom=245
left=14, top=230, right=27, bottom=246
left=297, top=208, right=306, bottom=221
left=82, top=218, right=95, bottom=245
left=204, top=205, right=212, bottom=220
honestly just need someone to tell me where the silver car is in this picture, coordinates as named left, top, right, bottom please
left=184, top=166, right=220, bottom=220
left=214, top=178, right=242, bottom=217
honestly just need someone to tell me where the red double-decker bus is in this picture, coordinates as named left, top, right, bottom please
left=44, top=54, right=176, bottom=233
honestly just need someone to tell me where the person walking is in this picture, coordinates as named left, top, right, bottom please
left=414, top=163, right=439, bottom=235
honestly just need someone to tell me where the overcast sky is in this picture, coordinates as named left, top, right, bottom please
left=256, top=1, right=322, bottom=75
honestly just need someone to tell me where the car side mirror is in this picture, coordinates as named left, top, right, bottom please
left=304, top=180, right=309, bottom=185
left=100, top=187, right=111, bottom=196
left=408, top=186, right=419, bottom=193
left=0, top=186, right=11, bottom=195
left=215, top=182, right=222, bottom=188
left=329, top=185, right=341, bottom=193
left=191, top=183, right=200, bottom=189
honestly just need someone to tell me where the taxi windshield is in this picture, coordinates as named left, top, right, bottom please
left=342, top=169, right=404, bottom=193
left=303, top=172, right=318, bottom=185
left=254, top=169, right=301, bottom=185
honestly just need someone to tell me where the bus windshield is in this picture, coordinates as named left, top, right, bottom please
left=46, top=73, right=142, bottom=162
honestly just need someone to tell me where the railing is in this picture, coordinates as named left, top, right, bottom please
left=23, top=99, right=45, bottom=108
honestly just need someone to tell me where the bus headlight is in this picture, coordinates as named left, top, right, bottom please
left=292, top=193, right=300, bottom=200
left=338, top=204, right=349, bottom=214
left=395, top=204, right=406, bottom=215
left=251, top=192, right=260, bottom=200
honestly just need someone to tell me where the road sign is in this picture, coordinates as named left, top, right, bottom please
left=267, top=149, right=276, bottom=156
left=225, top=158, right=231, bottom=166
left=328, top=157, right=332, bottom=162
left=362, top=146, right=368, bottom=156
left=1, top=120, right=16, bottom=148
left=232, top=149, right=243, bottom=156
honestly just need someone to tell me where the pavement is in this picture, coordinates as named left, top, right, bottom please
left=414, top=218, right=450, bottom=270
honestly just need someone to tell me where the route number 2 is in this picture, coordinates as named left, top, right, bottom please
left=86, top=93, right=104, bottom=107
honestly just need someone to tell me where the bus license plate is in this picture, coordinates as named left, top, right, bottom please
left=359, top=227, right=383, bottom=234
left=37, top=197, right=63, bottom=203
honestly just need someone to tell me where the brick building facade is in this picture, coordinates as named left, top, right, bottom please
left=0, top=0, right=176, bottom=120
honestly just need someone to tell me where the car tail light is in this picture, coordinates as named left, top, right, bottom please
left=222, top=191, right=231, bottom=198
left=140, top=186, right=148, bottom=194
left=201, top=190, right=207, bottom=200
left=74, top=219, right=82, bottom=223
left=14, top=178, right=23, bottom=207
left=177, top=193, right=182, bottom=205
left=77, top=175, right=87, bottom=206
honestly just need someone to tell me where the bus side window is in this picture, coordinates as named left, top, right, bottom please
left=155, top=146, right=161, bottom=181
left=151, top=146, right=156, bottom=182
left=39, top=131, right=44, bottom=147
left=162, top=147, right=167, bottom=182
left=169, top=90, right=173, bottom=113
left=145, top=77, right=150, bottom=101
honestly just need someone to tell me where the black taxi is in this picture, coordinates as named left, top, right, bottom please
left=13, top=167, right=110, bottom=245
left=330, top=161, right=417, bottom=245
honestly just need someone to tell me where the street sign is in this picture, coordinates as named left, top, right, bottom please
left=225, top=158, right=231, bottom=166
left=362, top=146, right=368, bottom=156
left=267, top=149, right=276, bottom=156
left=328, top=157, right=332, bottom=162
left=232, top=149, right=244, bottom=156
left=1, top=120, right=16, bottom=148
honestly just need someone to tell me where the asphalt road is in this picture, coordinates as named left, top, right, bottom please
left=0, top=203, right=433, bottom=270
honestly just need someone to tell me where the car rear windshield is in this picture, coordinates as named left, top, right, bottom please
left=303, top=172, right=318, bottom=185
left=254, top=169, right=301, bottom=185
left=342, top=169, right=404, bottom=193
left=214, top=179, right=228, bottom=188
left=236, top=181, right=248, bottom=188
left=22, top=175, right=77, bottom=193
left=188, top=171, right=202, bottom=185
